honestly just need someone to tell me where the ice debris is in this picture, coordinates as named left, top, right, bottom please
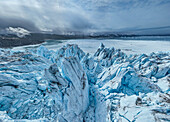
left=0, top=43, right=169, bottom=121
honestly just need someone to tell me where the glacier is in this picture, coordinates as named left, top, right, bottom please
left=0, top=43, right=169, bottom=122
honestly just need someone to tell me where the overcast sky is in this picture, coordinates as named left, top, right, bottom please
left=0, top=0, right=170, bottom=34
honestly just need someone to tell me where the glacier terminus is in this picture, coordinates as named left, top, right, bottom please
left=0, top=43, right=169, bottom=122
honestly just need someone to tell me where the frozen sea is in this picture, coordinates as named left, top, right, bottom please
left=13, top=36, right=170, bottom=55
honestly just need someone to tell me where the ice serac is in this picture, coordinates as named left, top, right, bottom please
left=43, top=57, right=89, bottom=122
left=93, top=44, right=170, bottom=122
left=0, top=43, right=169, bottom=122
left=94, top=43, right=127, bottom=67
left=0, top=45, right=89, bottom=121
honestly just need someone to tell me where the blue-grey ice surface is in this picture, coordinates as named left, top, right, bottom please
left=0, top=43, right=169, bottom=122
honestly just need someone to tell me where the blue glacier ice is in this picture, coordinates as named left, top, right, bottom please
left=0, top=43, right=169, bottom=122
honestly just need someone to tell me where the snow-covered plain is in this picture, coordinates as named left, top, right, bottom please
left=13, top=38, right=170, bottom=55
left=1, top=39, right=170, bottom=121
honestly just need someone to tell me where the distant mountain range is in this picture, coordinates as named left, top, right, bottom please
left=0, top=26, right=170, bottom=48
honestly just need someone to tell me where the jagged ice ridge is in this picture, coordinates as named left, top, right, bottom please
left=0, top=43, right=169, bottom=121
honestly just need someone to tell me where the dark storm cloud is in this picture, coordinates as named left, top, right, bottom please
left=0, top=17, right=39, bottom=32
left=0, top=0, right=170, bottom=34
